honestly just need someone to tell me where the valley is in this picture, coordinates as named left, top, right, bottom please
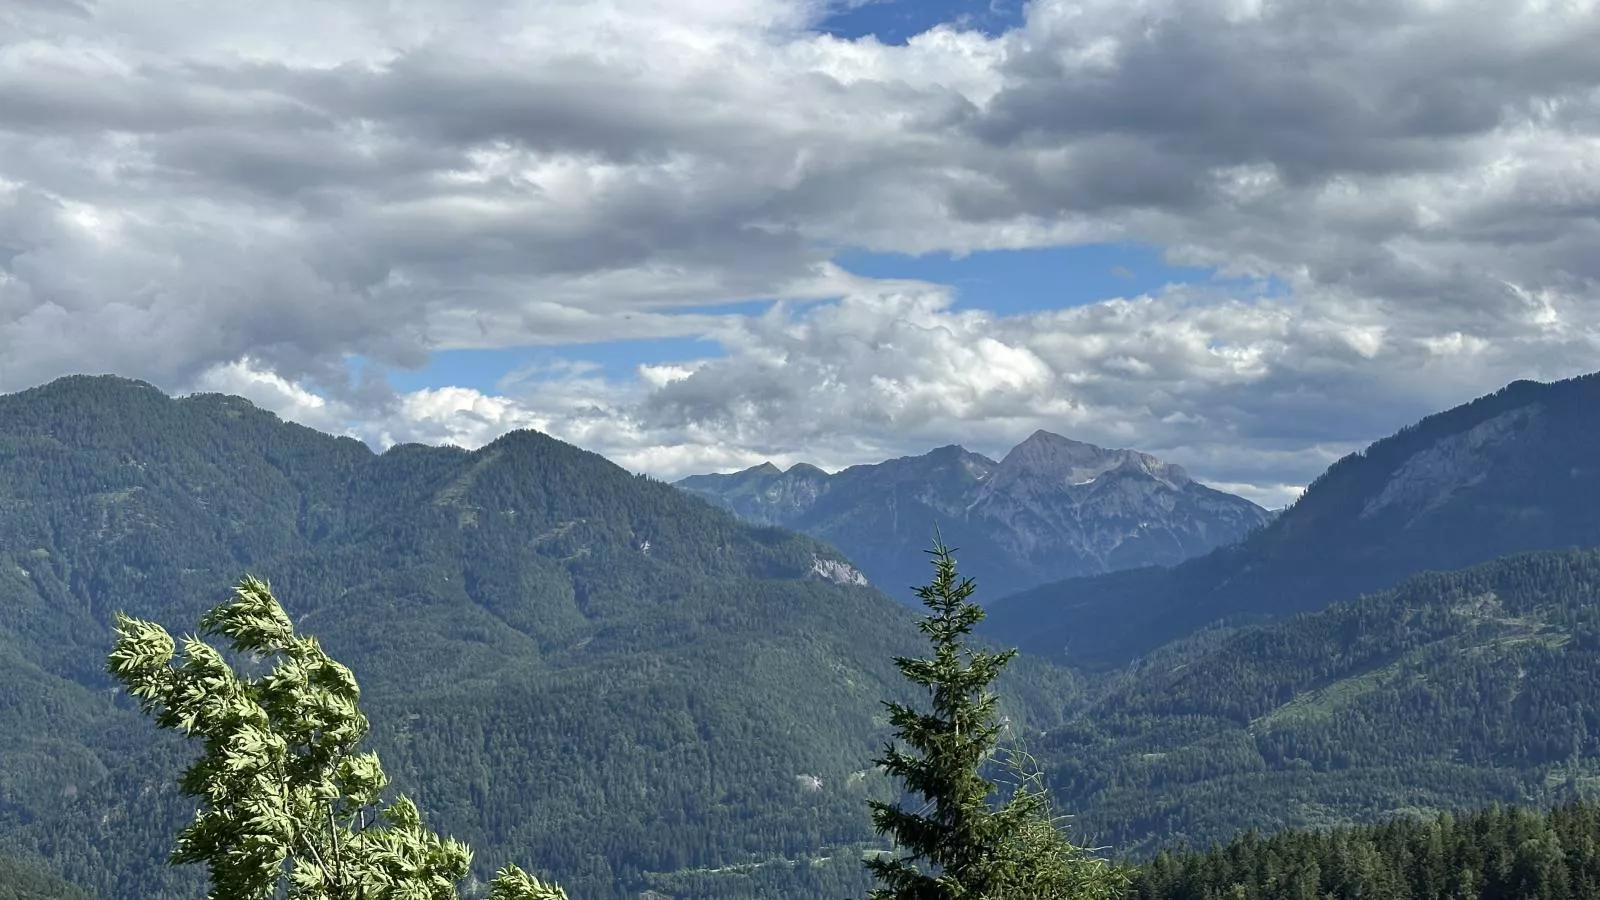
left=7, top=0, right=1594, bottom=896
left=3, top=372, right=1600, bottom=898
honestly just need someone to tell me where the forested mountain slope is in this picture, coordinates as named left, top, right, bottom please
left=1031, top=548, right=1600, bottom=856
left=0, top=852, right=91, bottom=900
left=0, top=375, right=1083, bottom=900
left=1129, top=799, right=1600, bottom=900
left=678, top=432, right=1269, bottom=599
left=984, top=373, right=1600, bottom=668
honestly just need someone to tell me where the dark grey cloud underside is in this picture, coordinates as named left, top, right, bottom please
left=1, top=0, right=1597, bottom=495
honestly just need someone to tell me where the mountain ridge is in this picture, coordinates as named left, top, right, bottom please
left=1033, top=546, right=1600, bottom=855
left=0, top=374, right=1081, bottom=900
left=676, top=432, right=1270, bottom=599
left=983, top=372, right=1600, bottom=668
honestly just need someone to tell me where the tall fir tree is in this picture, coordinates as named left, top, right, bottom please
left=107, top=576, right=570, bottom=900
left=866, top=539, right=1124, bottom=900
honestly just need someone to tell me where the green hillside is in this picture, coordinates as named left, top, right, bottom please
left=985, top=373, right=1600, bottom=668
left=0, top=375, right=1083, bottom=900
left=16, top=373, right=1600, bottom=899
left=0, top=852, right=91, bottom=900
left=1031, top=548, right=1600, bottom=856
left=1129, top=799, right=1600, bottom=900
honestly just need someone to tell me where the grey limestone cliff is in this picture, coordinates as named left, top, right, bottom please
left=676, top=431, right=1271, bottom=601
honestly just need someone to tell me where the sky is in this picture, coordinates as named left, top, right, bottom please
left=3, top=0, right=1599, bottom=508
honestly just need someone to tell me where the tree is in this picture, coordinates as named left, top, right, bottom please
left=106, top=575, right=569, bottom=900
left=866, top=539, right=1125, bottom=900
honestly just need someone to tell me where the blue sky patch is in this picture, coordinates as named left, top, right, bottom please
left=835, top=243, right=1249, bottom=315
left=816, top=0, right=1025, bottom=44
left=381, top=337, right=722, bottom=395
left=375, top=242, right=1288, bottom=395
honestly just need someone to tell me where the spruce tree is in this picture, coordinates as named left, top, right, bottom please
left=106, top=576, right=569, bottom=900
left=866, top=540, right=1124, bottom=900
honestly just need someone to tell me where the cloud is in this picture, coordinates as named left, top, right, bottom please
left=1, top=0, right=1598, bottom=502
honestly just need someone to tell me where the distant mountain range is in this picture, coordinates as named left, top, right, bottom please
left=11, top=371, right=1600, bottom=896
left=676, top=432, right=1272, bottom=600
left=983, top=373, right=1600, bottom=668
left=0, top=375, right=1084, bottom=900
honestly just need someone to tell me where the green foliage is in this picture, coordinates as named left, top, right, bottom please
left=0, top=851, right=92, bottom=900
left=107, top=576, right=568, bottom=900
left=0, top=376, right=1084, bottom=900
left=867, top=541, right=1123, bottom=900
left=1131, top=799, right=1600, bottom=900
left=1032, top=548, right=1600, bottom=856
left=986, top=371, right=1600, bottom=668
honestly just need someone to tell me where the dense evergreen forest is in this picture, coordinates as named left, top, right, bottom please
left=985, top=373, right=1600, bottom=668
left=8, top=373, right=1600, bottom=898
left=0, top=852, right=91, bottom=900
left=1131, top=800, right=1600, bottom=900
left=0, top=376, right=1082, bottom=900
left=17, top=792, right=1600, bottom=899
left=1037, top=548, right=1600, bottom=855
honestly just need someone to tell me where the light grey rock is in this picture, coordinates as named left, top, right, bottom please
left=678, top=431, right=1270, bottom=602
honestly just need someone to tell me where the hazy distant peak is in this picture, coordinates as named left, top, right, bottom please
left=1000, top=430, right=1103, bottom=470
left=997, top=430, right=1191, bottom=489
left=746, top=461, right=782, bottom=476
left=1113, top=451, right=1193, bottom=489
left=679, top=430, right=1267, bottom=598
left=1016, top=429, right=1096, bottom=450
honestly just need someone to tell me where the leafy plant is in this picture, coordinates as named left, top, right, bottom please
left=107, top=576, right=569, bottom=900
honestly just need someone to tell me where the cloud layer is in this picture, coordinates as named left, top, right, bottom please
left=4, top=0, right=1599, bottom=506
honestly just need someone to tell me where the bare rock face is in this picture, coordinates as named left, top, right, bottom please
left=677, top=432, right=1271, bottom=602
left=983, top=373, right=1600, bottom=670
left=807, top=555, right=870, bottom=586
left=1361, top=406, right=1541, bottom=523
left=969, top=431, right=1265, bottom=574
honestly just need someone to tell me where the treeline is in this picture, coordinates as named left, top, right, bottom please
left=1130, top=800, right=1600, bottom=900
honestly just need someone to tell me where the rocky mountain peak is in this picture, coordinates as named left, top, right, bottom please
left=981, top=371, right=1600, bottom=670
left=678, top=430, right=1267, bottom=600
left=1113, top=451, right=1193, bottom=490
left=1000, top=430, right=1104, bottom=468
left=997, top=431, right=1191, bottom=490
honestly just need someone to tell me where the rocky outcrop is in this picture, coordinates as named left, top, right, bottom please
left=1361, top=405, right=1541, bottom=522
left=982, top=373, right=1600, bottom=669
left=807, top=555, right=869, bottom=586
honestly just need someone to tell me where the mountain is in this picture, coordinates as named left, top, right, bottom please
left=676, top=432, right=1271, bottom=599
left=0, top=852, right=91, bottom=900
left=0, top=375, right=1083, bottom=900
left=1030, top=547, right=1600, bottom=856
left=984, top=373, right=1600, bottom=668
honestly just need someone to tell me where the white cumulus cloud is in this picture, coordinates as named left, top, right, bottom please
left=0, top=0, right=1597, bottom=503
